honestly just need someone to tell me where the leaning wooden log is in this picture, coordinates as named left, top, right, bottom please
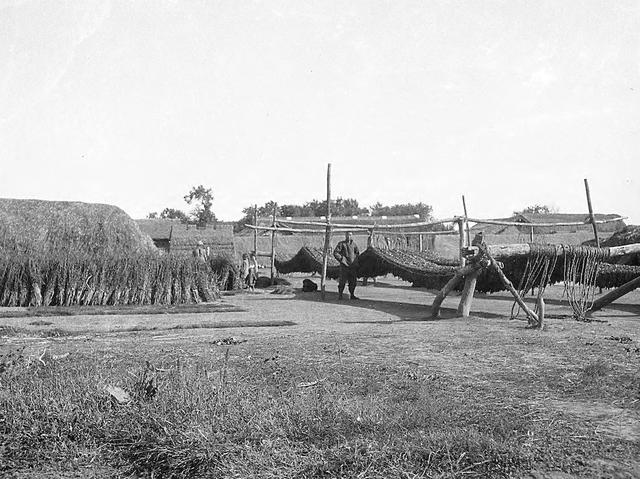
left=431, top=262, right=484, bottom=318
left=481, top=246, right=539, bottom=327
left=587, top=275, right=640, bottom=315
left=481, top=242, right=640, bottom=260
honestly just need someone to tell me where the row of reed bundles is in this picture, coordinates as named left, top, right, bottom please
left=0, top=252, right=223, bottom=307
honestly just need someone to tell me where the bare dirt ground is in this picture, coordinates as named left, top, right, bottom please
left=2, top=273, right=639, bottom=478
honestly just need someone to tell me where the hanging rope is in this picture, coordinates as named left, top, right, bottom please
left=562, top=245, right=610, bottom=321
left=511, top=244, right=558, bottom=320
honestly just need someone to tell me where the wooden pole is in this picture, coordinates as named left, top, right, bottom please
left=457, top=269, right=481, bottom=317
left=418, top=234, right=423, bottom=252
left=270, top=203, right=277, bottom=285
left=529, top=225, right=534, bottom=243
left=588, top=275, right=640, bottom=314
left=431, top=262, right=484, bottom=318
left=253, top=204, right=258, bottom=254
left=584, top=178, right=600, bottom=248
left=321, top=164, right=332, bottom=300
left=457, top=218, right=466, bottom=266
left=462, top=195, right=471, bottom=247
left=482, top=246, right=539, bottom=326
left=484, top=242, right=640, bottom=260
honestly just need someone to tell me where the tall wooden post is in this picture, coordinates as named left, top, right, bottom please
left=584, top=178, right=600, bottom=247
left=461, top=195, right=471, bottom=247
left=270, top=203, right=277, bottom=285
left=418, top=234, right=423, bottom=252
left=457, top=218, right=466, bottom=267
left=321, top=164, right=332, bottom=300
left=253, top=204, right=258, bottom=254
left=529, top=225, right=534, bottom=243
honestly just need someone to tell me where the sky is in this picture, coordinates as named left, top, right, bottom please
left=1, top=0, right=639, bottom=224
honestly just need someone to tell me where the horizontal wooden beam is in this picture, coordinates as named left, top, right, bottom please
left=246, top=224, right=457, bottom=236
left=374, top=230, right=457, bottom=236
left=466, top=216, right=626, bottom=228
left=484, top=242, right=640, bottom=259
left=245, top=224, right=363, bottom=234
left=276, top=217, right=459, bottom=229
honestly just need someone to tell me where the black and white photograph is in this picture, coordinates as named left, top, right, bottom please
left=1, top=1, right=639, bottom=477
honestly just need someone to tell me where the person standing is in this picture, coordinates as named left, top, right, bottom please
left=248, top=251, right=258, bottom=291
left=333, top=231, right=360, bottom=300
left=193, top=241, right=208, bottom=261
left=241, top=253, right=250, bottom=289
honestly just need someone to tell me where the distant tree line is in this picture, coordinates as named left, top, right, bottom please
left=236, top=199, right=435, bottom=232
left=147, top=191, right=440, bottom=232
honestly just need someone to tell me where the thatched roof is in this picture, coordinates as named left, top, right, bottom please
left=170, top=223, right=236, bottom=257
left=136, top=219, right=177, bottom=240
left=135, top=220, right=236, bottom=257
left=0, top=198, right=155, bottom=256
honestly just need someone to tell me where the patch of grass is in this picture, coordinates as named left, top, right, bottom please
left=0, top=325, right=27, bottom=336
left=580, top=361, right=610, bottom=381
left=1, top=351, right=537, bottom=478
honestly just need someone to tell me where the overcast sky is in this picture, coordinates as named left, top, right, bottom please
left=1, top=0, right=638, bottom=223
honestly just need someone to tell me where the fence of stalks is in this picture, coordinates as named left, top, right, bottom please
left=0, top=251, right=231, bottom=307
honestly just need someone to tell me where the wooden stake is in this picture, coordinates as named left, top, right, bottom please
left=270, top=203, right=277, bottom=285
left=418, top=233, right=423, bottom=252
left=462, top=195, right=471, bottom=246
left=321, top=164, right=332, bottom=300
left=482, top=246, right=539, bottom=326
left=253, top=204, right=258, bottom=254
left=584, top=178, right=600, bottom=247
left=457, top=218, right=466, bottom=267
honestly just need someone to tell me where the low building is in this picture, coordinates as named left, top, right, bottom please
left=136, top=219, right=236, bottom=257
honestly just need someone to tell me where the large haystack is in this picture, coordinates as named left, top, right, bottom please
left=0, top=198, right=155, bottom=256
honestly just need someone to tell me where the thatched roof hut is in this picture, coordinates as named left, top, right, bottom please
left=0, top=198, right=155, bottom=256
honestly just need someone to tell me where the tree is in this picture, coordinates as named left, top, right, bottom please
left=514, top=204, right=558, bottom=216
left=160, top=208, right=189, bottom=222
left=146, top=212, right=158, bottom=219
left=184, top=185, right=216, bottom=225
left=370, top=202, right=433, bottom=218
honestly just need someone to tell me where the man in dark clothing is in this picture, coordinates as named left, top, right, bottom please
left=333, top=231, right=360, bottom=300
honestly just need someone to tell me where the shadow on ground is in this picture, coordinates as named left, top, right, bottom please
left=291, top=289, right=505, bottom=322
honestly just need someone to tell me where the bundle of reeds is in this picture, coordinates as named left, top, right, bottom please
left=208, top=255, right=241, bottom=291
left=0, top=252, right=222, bottom=307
